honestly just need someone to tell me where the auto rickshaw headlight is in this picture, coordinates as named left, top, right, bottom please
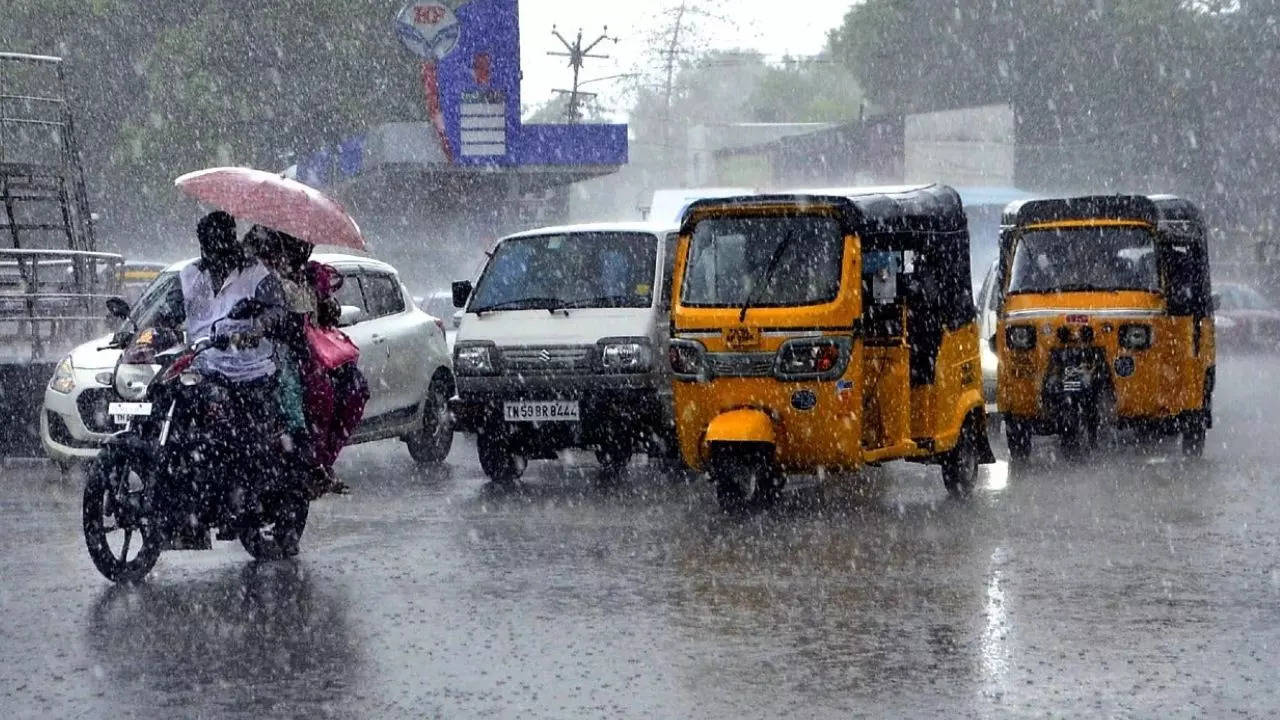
left=668, top=339, right=708, bottom=381
left=599, top=337, right=653, bottom=373
left=774, top=336, right=852, bottom=381
left=1006, top=324, right=1037, bottom=350
left=1119, top=323, right=1153, bottom=350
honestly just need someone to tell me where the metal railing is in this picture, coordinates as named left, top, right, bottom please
left=0, top=248, right=122, bottom=361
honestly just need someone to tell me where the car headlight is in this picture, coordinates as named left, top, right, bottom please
left=668, top=339, right=708, bottom=381
left=1119, top=323, right=1153, bottom=350
left=774, top=336, right=853, bottom=380
left=49, top=356, right=75, bottom=394
left=599, top=337, right=653, bottom=373
left=1006, top=324, right=1037, bottom=351
left=454, top=342, right=498, bottom=375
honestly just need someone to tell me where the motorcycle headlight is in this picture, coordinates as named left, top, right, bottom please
left=1006, top=324, right=1037, bottom=351
left=774, top=336, right=853, bottom=380
left=454, top=342, right=498, bottom=376
left=1119, top=323, right=1153, bottom=350
left=668, top=339, right=708, bottom=381
left=599, top=337, right=653, bottom=373
left=49, top=355, right=75, bottom=394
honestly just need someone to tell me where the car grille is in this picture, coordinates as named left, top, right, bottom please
left=705, top=352, right=775, bottom=377
left=76, top=388, right=116, bottom=433
left=500, top=345, right=595, bottom=374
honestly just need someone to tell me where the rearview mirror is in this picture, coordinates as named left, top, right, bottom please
left=452, top=280, right=473, bottom=309
left=988, top=334, right=998, bottom=353
left=338, top=305, right=364, bottom=327
left=105, top=296, right=131, bottom=320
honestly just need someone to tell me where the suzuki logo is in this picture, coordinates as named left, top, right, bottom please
left=539, top=349, right=552, bottom=363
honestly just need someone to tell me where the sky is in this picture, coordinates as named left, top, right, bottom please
left=516, top=0, right=853, bottom=118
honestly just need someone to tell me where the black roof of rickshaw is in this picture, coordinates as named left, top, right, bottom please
left=677, top=184, right=969, bottom=235
left=1000, top=193, right=1205, bottom=243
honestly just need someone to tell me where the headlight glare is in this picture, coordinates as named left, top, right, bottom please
left=454, top=343, right=498, bottom=375
left=1006, top=324, right=1037, bottom=350
left=50, top=356, right=75, bottom=394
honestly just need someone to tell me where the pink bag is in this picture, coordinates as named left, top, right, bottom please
left=306, top=320, right=359, bottom=370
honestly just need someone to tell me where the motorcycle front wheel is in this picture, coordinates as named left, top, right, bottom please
left=83, top=452, right=162, bottom=583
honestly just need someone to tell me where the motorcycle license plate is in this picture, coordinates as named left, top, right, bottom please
left=503, top=400, right=580, bottom=423
left=109, top=402, right=153, bottom=424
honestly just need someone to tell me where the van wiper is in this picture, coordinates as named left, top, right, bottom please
left=740, top=229, right=795, bottom=322
left=470, top=297, right=568, bottom=315
left=560, top=294, right=638, bottom=309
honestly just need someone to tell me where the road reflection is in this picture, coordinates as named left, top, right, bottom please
left=85, top=562, right=360, bottom=716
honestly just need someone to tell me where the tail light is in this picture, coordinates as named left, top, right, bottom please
left=434, top=317, right=447, bottom=335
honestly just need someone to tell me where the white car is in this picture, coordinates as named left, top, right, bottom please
left=42, top=252, right=455, bottom=466
left=976, top=258, right=1000, bottom=418
left=418, top=289, right=460, bottom=350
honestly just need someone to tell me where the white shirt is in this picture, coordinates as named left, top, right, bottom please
left=179, top=261, right=276, bottom=382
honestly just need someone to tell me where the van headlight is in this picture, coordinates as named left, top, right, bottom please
left=599, top=337, right=653, bottom=373
left=774, top=336, right=853, bottom=380
left=454, top=342, right=498, bottom=376
left=50, top=356, right=76, bottom=394
left=1006, top=324, right=1037, bottom=350
left=1118, top=323, right=1153, bottom=350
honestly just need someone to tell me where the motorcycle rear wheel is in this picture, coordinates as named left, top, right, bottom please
left=240, top=491, right=308, bottom=561
left=83, top=454, right=162, bottom=583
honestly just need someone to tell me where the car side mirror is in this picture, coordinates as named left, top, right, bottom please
left=105, top=296, right=131, bottom=320
left=338, top=304, right=364, bottom=327
left=988, top=333, right=998, bottom=353
left=452, top=280, right=473, bottom=309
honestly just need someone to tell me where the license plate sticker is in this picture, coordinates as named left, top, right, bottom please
left=503, top=400, right=580, bottom=422
left=109, top=402, right=152, bottom=424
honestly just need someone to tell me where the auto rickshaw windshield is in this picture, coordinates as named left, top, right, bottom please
left=1008, top=225, right=1159, bottom=294
left=681, top=214, right=844, bottom=307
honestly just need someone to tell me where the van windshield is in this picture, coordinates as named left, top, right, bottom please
left=681, top=215, right=844, bottom=307
left=1008, top=225, right=1159, bottom=294
left=469, top=233, right=657, bottom=312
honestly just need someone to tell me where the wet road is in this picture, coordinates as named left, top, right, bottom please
left=3, top=354, right=1280, bottom=718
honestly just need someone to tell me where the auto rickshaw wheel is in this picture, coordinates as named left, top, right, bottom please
left=943, top=417, right=981, bottom=498
left=1059, top=405, right=1097, bottom=461
left=708, top=443, right=782, bottom=512
left=1005, top=419, right=1032, bottom=461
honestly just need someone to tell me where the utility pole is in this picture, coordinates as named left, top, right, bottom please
left=659, top=1, right=687, bottom=164
left=549, top=25, right=616, bottom=123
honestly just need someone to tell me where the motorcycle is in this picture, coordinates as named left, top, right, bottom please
left=82, top=299, right=310, bottom=583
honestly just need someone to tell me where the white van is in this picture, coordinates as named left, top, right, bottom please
left=449, top=222, right=678, bottom=483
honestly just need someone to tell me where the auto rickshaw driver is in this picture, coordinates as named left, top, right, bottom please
left=668, top=185, right=995, bottom=511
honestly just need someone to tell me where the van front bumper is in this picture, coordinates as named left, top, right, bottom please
left=450, top=373, right=672, bottom=449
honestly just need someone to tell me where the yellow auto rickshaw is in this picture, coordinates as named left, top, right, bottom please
left=993, top=195, right=1215, bottom=459
left=668, top=185, right=995, bottom=510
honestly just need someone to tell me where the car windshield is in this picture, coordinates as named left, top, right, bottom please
left=1008, top=226, right=1159, bottom=294
left=127, top=270, right=179, bottom=329
left=681, top=214, right=844, bottom=307
left=469, top=232, right=657, bottom=311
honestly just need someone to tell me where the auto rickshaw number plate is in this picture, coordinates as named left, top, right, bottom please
left=723, top=326, right=762, bottom=350
left=1065, top=314, right=1090, bottom=324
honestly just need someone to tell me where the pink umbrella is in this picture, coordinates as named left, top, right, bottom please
left=174, top=166, right=365, bottom=250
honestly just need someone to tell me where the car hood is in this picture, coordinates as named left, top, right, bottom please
left=458, top=308, right=657, bottom=346
left=69, top=334, right=120, bottom=371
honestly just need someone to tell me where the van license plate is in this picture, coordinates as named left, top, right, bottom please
left=109, top=402, right=153, bottom=424
left=503, top=400, right=580, bottom=422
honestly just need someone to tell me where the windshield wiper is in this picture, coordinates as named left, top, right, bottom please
left=470, top=297, right=569, bottom=315
left=559, top=294, right=640, bottom=309
left=739, top=229, right=796, bottom=322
